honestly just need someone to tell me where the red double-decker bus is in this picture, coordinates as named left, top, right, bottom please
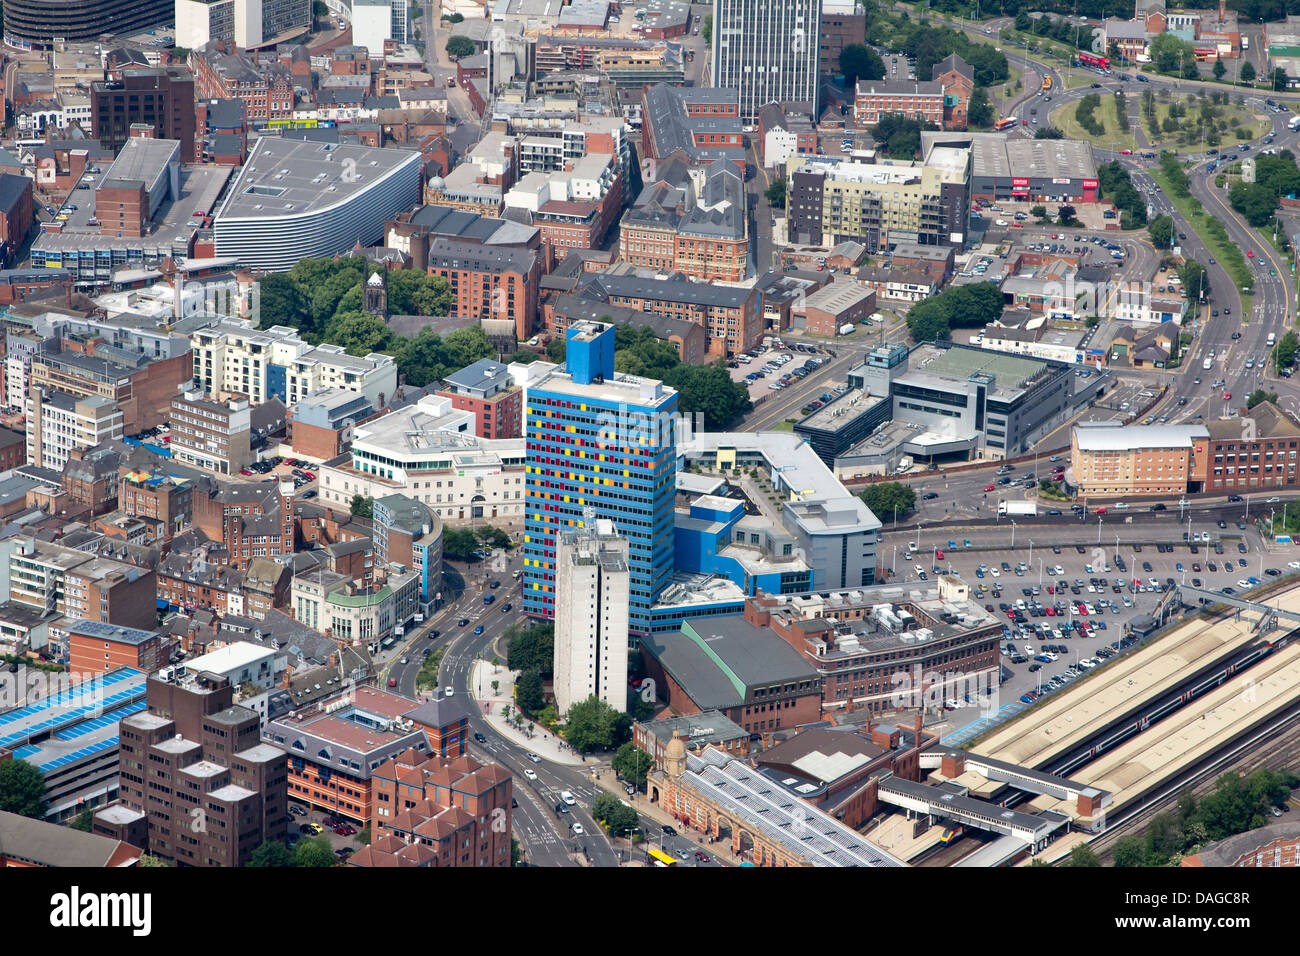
left=1077, top=52, right=1109, bottom=69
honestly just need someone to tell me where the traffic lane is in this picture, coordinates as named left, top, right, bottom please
left=443, top=623, right=623, bottom=868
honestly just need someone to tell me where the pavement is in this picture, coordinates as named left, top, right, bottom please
left=469, top=659, right=585, bottom=766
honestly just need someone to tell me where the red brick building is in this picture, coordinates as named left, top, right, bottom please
left=0, top=174, right=34, bottom=268
left=1194, top=401, right=1300, bottom=493
left=426, top=239, right=542, bottom=341
left=362, top=746, right=513, bottom=868
left=435, top=358, right=522, bottom=440
left=67, top=620, right=169, bottom=677
left=638, top=616, right=824, bottom=736
left=90, top=68, right=197, bottom=162
left=190, top=44, right=295, bottom=125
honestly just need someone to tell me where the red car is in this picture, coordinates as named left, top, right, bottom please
left=1094, top=507, right=1107, bottom=515
left=1224, top=392, right=1232, bottom=402
left=984, top=483, right=996, bottom=492
left=387, top=677, right=397, bottom=687
left=303, top=471, right=317, bottom=480
left=239, top=468, right=253, bottom=476
left=1120, top=148, right=1133, bottom=155
left=936, top=550, right=945, bottom=560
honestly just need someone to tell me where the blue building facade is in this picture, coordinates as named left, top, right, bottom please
left=523, top=322, right=678, bottom=635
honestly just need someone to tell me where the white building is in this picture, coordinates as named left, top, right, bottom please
left=175, top=0, right=312, bottom=51
left=316, top=394, right=526, bottom=523
left=191, top=319, right=397, bottom=410
left=25, top=389, right=124, bottom=471
left=553, top=518, right=630, bottom=717
left=352, top=0, right=409, bottom=58
left=713, top=0, right=821, bottom=121
left=182, top=640, right=285, bottom=725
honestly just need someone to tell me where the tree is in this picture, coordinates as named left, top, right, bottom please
left=349, top=494, right=373, bottom=519
left=1274, top=331, right=1298, bottom=370
left=546, top=336, right=567, bottom=363
left=860, top=481, right=918, bottom=522
left=1069, top=844, right=1102, bottom=867
left=312, top=0, right=329, bottom=16
left=446, top=35, right=476, bottom=58
left=294, top=834, right=337, bottom=867
left=612, top=742, right=653, bottom=790
left=1179, top=259, right=1209, bottom=300
left=255, top=272, right=308, bottom=332
left=702, top=12, right=712, bottom=44
left=1247, top=389, right=1279, bottom=409
left=249, top=840, right=294, bottom=867
left=69, top=806, right=93, bottom=832
left=1015, top=9, right=1031, bottom=30
left=1241, top=60, right=1257, bottom=84
left=1213, top=57, right=1226, bottom=80
left=1274, top=67, right=1289, bottom=91
left=443, top=527, right=481, bottom=559
left=326, top=310, right=395, bottom=357
left=968, top=86, right=993, bottom=128
left=1112, top=836, right=1146, bottom=867
left=564, top=695, right=625, bottom=753
left=1034, top=126, right=1065, bottom=139
left=1057, top=204, right=1078, bottom=226
left=516, top=668, right=545, bottom=715
left=839, top=44, right=886, bottom=87
left=1030, top=204, right=1048, bottom=219
left=871, top=114, right=932, bottom=159
left=506, top=622, right=555, bottom=676
left=1148, top=214, right=1174, bottom=250
left=0, top=759, right=48, bottom=818
left=593, top=792, right=639, bottom=836
left=765, top=178, right=788, bottom=209
left=357, top=825, right=371, bottom=845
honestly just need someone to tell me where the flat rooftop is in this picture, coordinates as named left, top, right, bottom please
left=217, top=138, right=420, bottom=221
left=33, top=165, right=231, bottom=256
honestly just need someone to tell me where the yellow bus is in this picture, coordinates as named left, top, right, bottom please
left=1040, top=75, right=1052, bottom=91
left=647, top=847, right=678, bottom=867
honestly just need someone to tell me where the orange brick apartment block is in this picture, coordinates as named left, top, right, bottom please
left=1070, top=422, right=1208, bottom=497
left=367, top=748, right=513, bottom=867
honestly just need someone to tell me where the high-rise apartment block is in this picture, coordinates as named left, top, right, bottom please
left=712, top=0, right=822, bottom=121
left=524, top=321, right=678, bottom=635
left=554, top=519, right=630, bottom=716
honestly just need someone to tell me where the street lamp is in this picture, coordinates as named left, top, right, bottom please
left=1097, top=515, right=1103, bottom=544
left=1010, top=519, right=1017, bottom=549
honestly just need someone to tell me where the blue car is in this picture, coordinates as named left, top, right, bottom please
left=474, top=625, right=484, bottom=635
left=1097, top=621, right=1107, bottom=630
left=1248, top=576, right=1262, bottom=586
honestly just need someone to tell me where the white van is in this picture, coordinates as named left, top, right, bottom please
left=1268, top=332, right=1277, bottom=347
left=1202, top=357, right=1214, bottom=370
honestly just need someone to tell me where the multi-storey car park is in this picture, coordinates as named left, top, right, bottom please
left=3, top=0, right=172, bottom=50
left=927, top=582, right=1300, bottom=862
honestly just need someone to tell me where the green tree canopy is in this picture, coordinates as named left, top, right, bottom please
left=349, top=494, right=373, bottom=518
left=1241, top=60, right=1257, bottom=83
left=446, top=35, right=476, bottom=58
left=69, top=806, right=94, bottom=832
left=1148, top=214, right=1175, bottom=250
left=1247, top=389, right=1279, bottom=409
left=249, top=840, right=295, bottom=867
left=593, top=792, right=639, bottom=836
left=905, top=282, right=1003, bottom=343
left=293, top=834, right=337, bottom=867
left=765, top=178, right=787, bottom=209
left=1068, top=844, right=1102, bottom=867
left=1274, top=331, right=1298, bottom=370
left=1034, top=125, right=1065, bottom=139
left=861, top=481, right=918, bottom=522
left=701, top=12, right=711, bottom=44
left=0, top=760, right=48, bottom=817
left=839, top=44, right=886, bottom=87
left=564, top=695, right=631, bottom=753
left=443, top=527, right=481, bottom=559
left=506, top=622, right=556, bottom=677
left=516, top=668, right=545, bottom=714
left=612, top=742, right=653, bottom=789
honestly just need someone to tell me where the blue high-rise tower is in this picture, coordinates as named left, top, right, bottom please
left=523, top=320, right=678, bottom=635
